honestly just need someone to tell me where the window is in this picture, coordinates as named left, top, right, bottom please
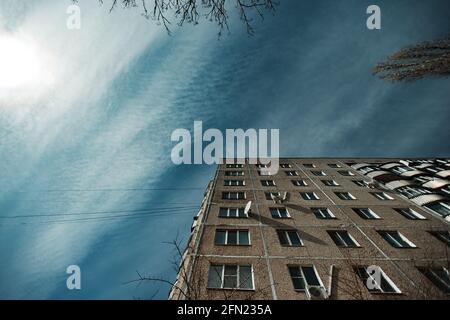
left=327, top=230, right=360, bottom=247
left=300, top=192, right=320, bottom=200
left=288, top=266, right=322, bottom=291
left=358, top=166, right=376, bottom=174
left=328, top=163, right=342, bottom=168
left=425, top=202, right=450, bottom=218
left=280, top=163, right=292, bottom=168
left=338, top=170, right=355, bottom=176
left=312, top=207, right=336, bottom=219
left=428, top=231, right=450, bottom=246
left=355, top=266, right=401, bottom=294
left=353, top=208, right=380, bottom=220
left=391, top=166, right=414, bottom=175
left=215, top=230, right=250, bottom=246
left=418, top=267, right=450, bottom=294
left=219, top=207, right=247, bottom=218
left=322, top=180, right=339, bottom=186
left=292, top=180, right=307, bottom=186
left=311, top=170, right=326, bottom=176
left=208, top=264, right=254, bottom=289
left=226, top=164, right=243, bottom=168
left=442, top=185, right=450, bottom=196
left=277, top=230, right=303, bottom=247
left=224, top=180, right=245, bottom=186
left=378, top=231, right=416, bottom=248
left=222, top=192, right=246, bottom=200
left=371, top=192, right=394, bottom=201
left=256, top=164, right=268, bottom=168
left=303, top=164, right=316, bottom=168
left=415, top=176, right=434, bottom=184
left=285, top=171, right=299, bottom=176
left=225, top=171, right=244, bottom=176
left=335, top=192, right=356, bottom=200
left=258, top=170, right=272, bottom=176
left=394, top=208, right=426, bottom=220
left=261, top=180, right=276, bottom=187
left=270, top=207, right=290, bottom=218
left=397, top=186, right=431, bottom=199
left=352, top=180, right=366, bottom=187
left=265, top=192, right=281, bottom=200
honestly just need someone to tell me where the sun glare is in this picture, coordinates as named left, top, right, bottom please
left=0, top=35, right=46, bottom=89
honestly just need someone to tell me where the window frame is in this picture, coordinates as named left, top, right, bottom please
left=218, top=207, right=248, bottom=218
left=215, top=229, right=251, bottom=246
left=277, top=229, right=303, bottom=247
left=312, top=207, right=336, bottom=219
left=378, top=230, right=417, bottom=248
left=327, top=230, right=360, bottom=248
left=270, top=207, right=291, bottom=219
left=300, top=191, right=320, bottom=200
left=353, top=207, right=381, bottom=220
left=207, top=264, right=255, bottom=290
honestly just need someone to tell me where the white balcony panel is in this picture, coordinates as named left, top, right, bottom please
left=410, top=194, right=446, bottom=206
left=423, top=179, right=450, bottom=189
left=385, top=180, right=413, bottom=190
left=437, top=170, right=450, bottom=178
left=380, top=163, right=402, bottom=170
left=351, top=163, right=372, bottom=170
left=366, top=170, right=391, bottom=179
left=400, top=170, right=424, bottom=177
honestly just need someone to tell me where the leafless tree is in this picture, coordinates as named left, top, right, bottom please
left=374, top=36, right=450, bottom=81
left=124, top=236, right=274, bottom=299
left=74, top=0, right=278, bottom=35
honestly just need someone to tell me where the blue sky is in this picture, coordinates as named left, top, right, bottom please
left=0, top=0, right=449, bottom=299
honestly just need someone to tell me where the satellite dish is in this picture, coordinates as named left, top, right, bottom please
left=244, top=201, right=252, bottom=215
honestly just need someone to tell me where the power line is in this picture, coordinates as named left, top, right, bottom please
left=0, top=205, right=199, bottom=219
left=0, top=208, right=196, bottom=226
left=15, top=187, right=205, bottom=192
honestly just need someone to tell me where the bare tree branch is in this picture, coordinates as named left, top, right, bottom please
left=374, top=36, right=450, bottom=81
left=73, top=0, right=278, bottom=35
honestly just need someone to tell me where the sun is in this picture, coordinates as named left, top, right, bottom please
left=0, top=35, right=43, bottom=89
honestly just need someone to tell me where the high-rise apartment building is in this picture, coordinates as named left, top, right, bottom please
left=169, top=159, right=450, bottom=300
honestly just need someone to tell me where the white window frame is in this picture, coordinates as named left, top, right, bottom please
left=224, top=179, right=245, bottom=186
left=222, top=191, right=246, bottom=200
left=300, top=192, right=320, bottom=200
left=311, top=170, right=327, bottom=176
left=312, top=207, right=336, bottom=219
left=322, top=180, right=339, bottom=186
left=277, top=230, right=303, bottom=247
left=261, top=180, right=276, bottom=187
left=372, top=192, right=394, bottom=201
left=336, top=192, right=356, bottom=200
left=379, top=230, right=417, bottom=248
left=215, top=229, right=251, bottom=246
left=270, top=207, right=291, bottom=218
left=395, top=208, right=426, bottom=220
left=357, top=266, right=402, bottom=294
left=208, top=264, right=255, bottom=290
left=286, top=171, right=299, bottom=176
left=328, top=230, right=360, bottom=247
left=292, top=180, right=308, bottom=186
left=354, top=208, right=381, bottom=220
left=219, top=207, right=247, bottom=218
left=225, top=171, right=245, bottom=177
left=288, top=265, right=325, bottom=292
